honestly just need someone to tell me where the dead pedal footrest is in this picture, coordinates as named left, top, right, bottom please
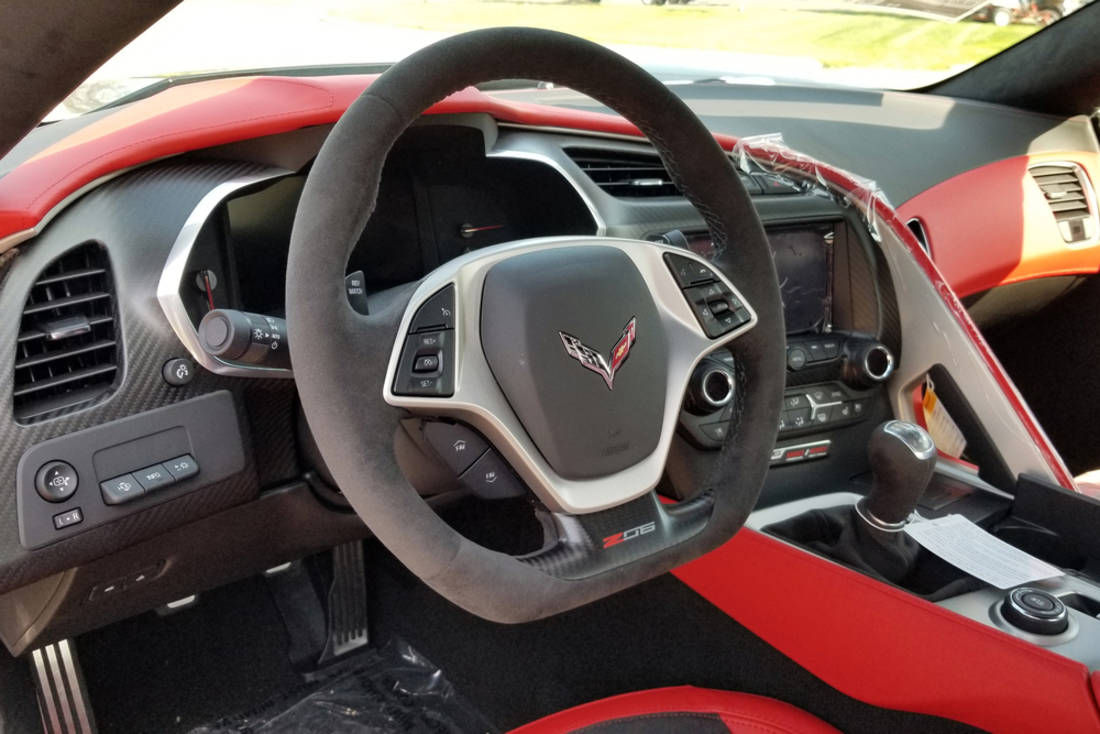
left=30, top=639, right=97, bottom=734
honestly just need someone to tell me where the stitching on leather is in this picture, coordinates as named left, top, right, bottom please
left=573, top=710, right=816, bottom=734
left=717, top=708, right=833, bottom=734
left=574, top=712, right=723, bottom=732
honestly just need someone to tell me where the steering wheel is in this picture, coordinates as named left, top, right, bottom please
left=286, top=28, right=785, bottom=623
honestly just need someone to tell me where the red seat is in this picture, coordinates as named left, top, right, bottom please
left=511, top=686, right=841, bottom=734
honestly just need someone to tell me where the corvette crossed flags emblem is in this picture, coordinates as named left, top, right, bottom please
left=558, top=317, right=637, bottom=390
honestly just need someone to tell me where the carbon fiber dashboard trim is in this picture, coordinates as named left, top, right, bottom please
left=0, top=160, right=284, bottom=594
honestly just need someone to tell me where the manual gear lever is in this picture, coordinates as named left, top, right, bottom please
left=764, top=419, right=939, bottom=584
left=856, top=420, right=937, bottom=531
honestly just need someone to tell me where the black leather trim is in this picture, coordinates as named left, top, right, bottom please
left=575, top=712, right=728, bottom=734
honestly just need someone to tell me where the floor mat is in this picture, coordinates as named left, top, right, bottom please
left=189, top=639, right=496, bottom=734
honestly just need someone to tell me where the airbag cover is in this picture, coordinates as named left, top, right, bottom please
left=481, top=247, right=667, bottom=479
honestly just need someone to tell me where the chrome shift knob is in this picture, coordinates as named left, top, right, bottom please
left=856, top=420, right=936, bottom=530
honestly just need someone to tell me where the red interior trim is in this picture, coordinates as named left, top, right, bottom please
left=897, top=153, right=1100, bottom=298
left=510, top=685, right=839, bottom=734
left=0, top=75, right=742, bottom=240
left=673, top=529, right=1100, bottom=734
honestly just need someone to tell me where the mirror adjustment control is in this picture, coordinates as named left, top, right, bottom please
left=53, top=508, right=83, bottom=530
left=35, top=461, right=78, bottom=502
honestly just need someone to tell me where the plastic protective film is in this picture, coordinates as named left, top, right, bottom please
left=730, top=133, right=889, bottom=244
left=190, top=638, right=496, bottom=734
left=734, top=135, right=1074, bottom=489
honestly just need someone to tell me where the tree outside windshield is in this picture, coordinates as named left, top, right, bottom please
left=56, top=0, right=1068, bottom=119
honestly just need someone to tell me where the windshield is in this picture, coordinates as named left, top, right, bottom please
left=52, top=0, right=1066, bottom=120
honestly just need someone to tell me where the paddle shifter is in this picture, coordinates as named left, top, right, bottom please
left=855, top=421, right=937, bottom=531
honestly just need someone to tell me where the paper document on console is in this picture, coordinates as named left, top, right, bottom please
left=904, top=514, right=1063, bottom=589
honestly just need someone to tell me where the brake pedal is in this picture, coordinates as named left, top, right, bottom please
left=318, top=541, right=369, bottom=665
left=29, top=639, right=97, bottom=734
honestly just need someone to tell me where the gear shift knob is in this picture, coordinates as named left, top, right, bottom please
left=856, top=420, right=936, bottom=530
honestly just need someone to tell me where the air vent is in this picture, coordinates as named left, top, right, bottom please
left=566, top=148, right=682, bottom=198
left=14, top=242, right=120, bottom=422
left=1030, top=163, right=1097, bottom=244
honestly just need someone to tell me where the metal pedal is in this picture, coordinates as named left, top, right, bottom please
left=29, top=639, right=97, bottom=734
left=318, top=541, right=369, bottom=665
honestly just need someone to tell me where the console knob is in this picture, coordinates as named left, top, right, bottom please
left=1001, top=587, right=1068, bottom=635
left=843, top=340, right=895, bottom=388
left=686, top=362, right=735, bottom=415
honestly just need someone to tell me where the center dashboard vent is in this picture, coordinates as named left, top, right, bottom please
left=14, top=242, right=121, bottom=422
left=1030, top=163, right=1097, bottom=244
left=565, top=148, right=682, bottom=198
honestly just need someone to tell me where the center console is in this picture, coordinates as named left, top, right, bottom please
left=669, top=212, right=899, bottom=500
left=751, top=430, right=1100, bottom=674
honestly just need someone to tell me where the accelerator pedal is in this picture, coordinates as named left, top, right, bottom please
left=318, top=541, right=369, bottom=665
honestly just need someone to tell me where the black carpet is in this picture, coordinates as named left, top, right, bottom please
left=0, top=642, right=40, bottom=734
left=79, top=577, right=302, bottom=734
left=63, top=536, right=981, bottom=734
left=366, top=543, right=980, bottom=734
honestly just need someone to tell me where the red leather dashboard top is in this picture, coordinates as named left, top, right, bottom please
left=897, top=152, right=1100, bottom=298
left=0, top=76, right=670, bottom=241
left=2, top=73, right=1093, bottom=729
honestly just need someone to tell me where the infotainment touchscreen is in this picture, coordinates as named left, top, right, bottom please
left=686, top=224, right=833, bottom=334
left=767, top=225, right=833, bottom=334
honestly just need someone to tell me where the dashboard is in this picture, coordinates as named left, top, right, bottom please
left=0, top=72, right=1076, bottom=659
left=155, top=121, right=899, bottom=503
left=0, top=111, right=897, bottom=602
left=0, top=49, right=1094, bottom=730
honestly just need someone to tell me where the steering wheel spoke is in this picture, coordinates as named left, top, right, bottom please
left=521, top=490, right=715, bottom=580
left=384, top=237, right=757, bottom=515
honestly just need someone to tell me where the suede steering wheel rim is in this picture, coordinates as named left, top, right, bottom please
left=286, top=28, right=785, bottom=623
